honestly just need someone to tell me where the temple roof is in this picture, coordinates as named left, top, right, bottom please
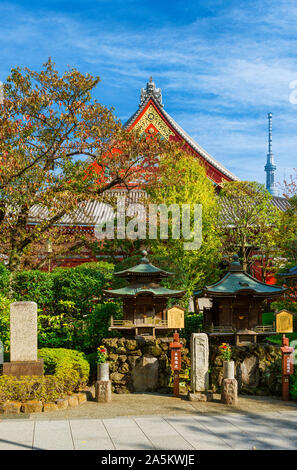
left=124, top=78, right=239, bottom=184
left=194, top=255, right=287, bottom=298
left=26, top=190, right=290, bottom=226
left=104, top=250, right=185, bottom=298
left=104, top=285, right=185, bottom=298
left=113, top=250, right=174, bottom=278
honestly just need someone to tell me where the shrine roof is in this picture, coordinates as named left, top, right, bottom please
left=114, top=251, right=173, bottom=278
left=103, top=285, right=185, bottom=298
left=124, top=78, right=239, bottom=183
left=194, top=255, right=287, bottom=298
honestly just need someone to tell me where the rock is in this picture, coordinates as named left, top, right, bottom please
left=118, top=355, right=127, bottom=363
left=110, top=372, right=126, bottom=384
left=114, top=386, right=130, bottom=394
left=119, top=362, right=129, bottom=374
left=95, top=380, right=112, bottom=402
left=128, top=349, right=142, bottom=356
left=21, top=400, right=43, bottom=413
left=55, top=398, right=69, bottom=410
left=68, top=395, right=79, bottom=407
left=3, top=401, right=22, bottom=414
left=116, top=347, right=127, bottom=354
left=131, top=355, right=159, bottom=392
left=125, top=340, right=137, bottom=350
left=187, top=392, right=208, bottom=402
left=240, top=356, right=259, bottom=387
left=108, top=354, right=118, bottom=362
left=43, top=403, right=58, bottom=412
left=144, top=345, right=163, bottom=356
left=103, top=338, right=119, bottom=349
left=127, top=355, right=141, bottom=368
left=77, top=392, right=87, bottom=404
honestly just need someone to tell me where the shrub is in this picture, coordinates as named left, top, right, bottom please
left=0, top=373, right=76, bottom=403
left=38, top=348, right=90, bottom=386
left=0, top=294, right=13, bottom=351
left=11, top=270, right=54, bottom=313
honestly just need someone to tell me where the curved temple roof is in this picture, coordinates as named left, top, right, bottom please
left=194, top=255, right=287, bottom=298
left=124, top=78, right=239, bottom=183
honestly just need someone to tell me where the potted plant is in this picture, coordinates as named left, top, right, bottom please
left=219, top=343, right=234, bottom=379
left=97, top=345, right=109, bottom=381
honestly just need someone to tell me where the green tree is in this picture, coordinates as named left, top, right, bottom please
left=0, top=59, right=172, bottom=271
left=147, top=151, right=222, bottom=302
left=219, top=181, right=281, bottom=276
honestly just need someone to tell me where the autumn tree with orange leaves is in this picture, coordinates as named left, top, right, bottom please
left=0, top=59, right=173, bottom=271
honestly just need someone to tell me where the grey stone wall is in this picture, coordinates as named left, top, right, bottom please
left=102, top=337, right=190, bottom=394
left=209, top=343, right=282, bottom=396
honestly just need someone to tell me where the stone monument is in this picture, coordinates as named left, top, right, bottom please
left=3, top=302, right=44, bottom=377
left=188, top=333, right=210, bottom=401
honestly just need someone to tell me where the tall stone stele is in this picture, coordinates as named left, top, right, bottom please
left=3, top=302, right=44, bottom=378
left=189, top=333, right=209, bottom=401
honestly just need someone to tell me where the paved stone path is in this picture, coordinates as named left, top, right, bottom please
left=0, top=411, right=297, bottom=450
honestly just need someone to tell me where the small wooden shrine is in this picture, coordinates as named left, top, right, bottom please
left=193, top=255, right=287, bottom=343
left=104, top=251, right=185, bottom=338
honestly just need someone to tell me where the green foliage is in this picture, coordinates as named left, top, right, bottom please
left=51, top=262, right=114, bottom=313
left=219, top=181, right=280, bottom=277
left=83, top=302, right=122, bottom=350
left=2, top=262, right=118, bottom=352
left=0, top=348, right=90, bottom=403
left=290, top=371, right=297, bottom=401
left=181, top=313, right=203, bottom=343
left=147, top=152, right=222, bottom=300
left=11, top=270, right=54, bottom=311
left=38, top=348, right=90, bottom=385
left=0, top=263, right=10, bottom=295
left=271, top=299, right=297, bottom=314
left=0, top=294, right=13, bottom=351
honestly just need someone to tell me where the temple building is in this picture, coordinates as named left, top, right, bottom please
left=124, top=77, right=238, bottom=186
left=193, top=254, right=287, bottom=344
left=104, top=250, right=185, bottom=338
left=22, top=79, right=289, bottom=268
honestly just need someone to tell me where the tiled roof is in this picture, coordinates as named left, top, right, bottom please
left=26, top=190, right=290, bottom=227
left=124, top=95, right=239, bottom=182
left=194, top=256, right=287, bottom=297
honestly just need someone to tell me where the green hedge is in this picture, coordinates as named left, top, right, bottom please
left=0, top=348, right=90, bottom=403
left=38, top=348, right=90, bottom=385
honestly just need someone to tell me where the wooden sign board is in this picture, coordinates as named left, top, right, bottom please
left=275, top=310, right=294, bottom=334
left=167, top=306, right=185, bottom=329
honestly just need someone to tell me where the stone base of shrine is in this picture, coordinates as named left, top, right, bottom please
left=3, top=359, right=44, bottom=378
left=95, top=380, right=112, bottom=403
left=221, top=378, right=238, bottom=405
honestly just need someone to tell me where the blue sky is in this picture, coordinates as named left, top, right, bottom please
left=1, top=0, right=297, bottom=188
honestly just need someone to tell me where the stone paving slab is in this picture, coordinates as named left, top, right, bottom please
left=133, top=416, right=195, bottom=450
left=0, top=395, right=297, bottom=450
left=103, top=417, right=154, bottom=450
left=33, top=420, right=74, bottom=450
left=165, top=416, right=233, bottom=450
